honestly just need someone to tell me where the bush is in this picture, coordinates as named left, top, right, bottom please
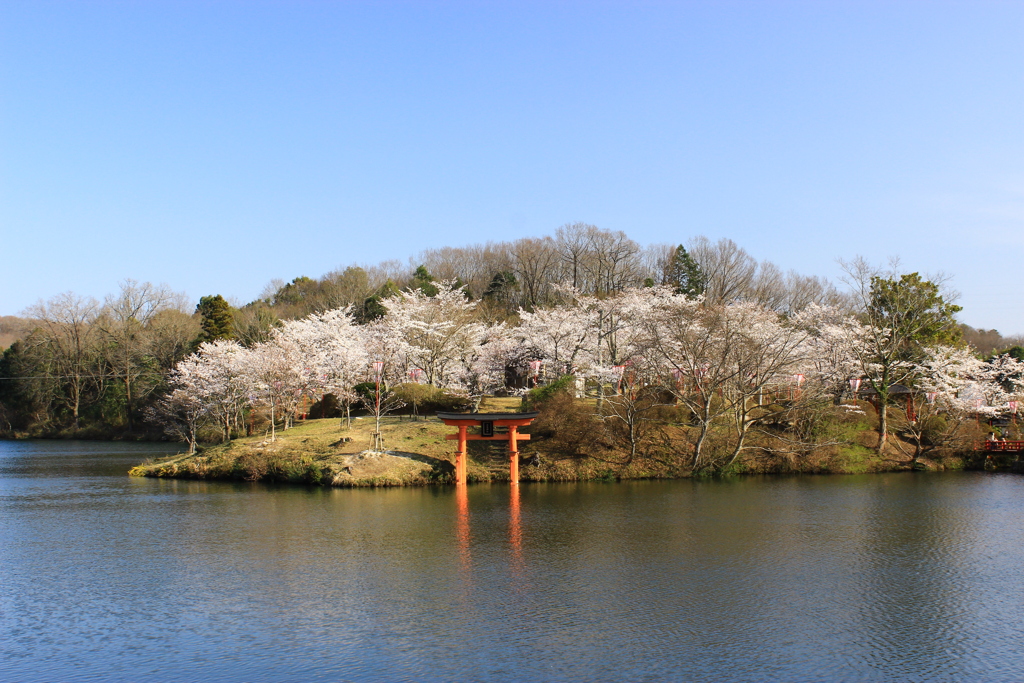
left=392, top=383, right=473, bottom=415
left=917, top=414, right=949, bottom=446
left=353, top=382, right=377, bottom=401
left=522, top=375, right=577, bottom=410
left=310, top=393, right=341, bottom=418
left=526, top=390, right=607, bottom=458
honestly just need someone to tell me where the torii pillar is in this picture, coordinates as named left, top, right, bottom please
left=437, top=412, right=539, bottom=486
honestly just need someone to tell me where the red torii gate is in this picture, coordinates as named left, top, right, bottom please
left=437, top=412, right=539, bottom=486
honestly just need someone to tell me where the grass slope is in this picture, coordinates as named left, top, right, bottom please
left=130, top=397, right=975, bottom=486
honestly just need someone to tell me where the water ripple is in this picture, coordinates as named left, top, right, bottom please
left=3, top=446, right=1024, bottom=681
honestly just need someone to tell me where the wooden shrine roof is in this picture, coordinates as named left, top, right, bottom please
left=436, top=411, right=539, bottom=422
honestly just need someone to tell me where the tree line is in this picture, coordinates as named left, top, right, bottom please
left=0, top=225, right=838, bottom=437
left=0, top=281, right=202, bottom=434
left=2, top=225, right=1022, bottom=467
left=151, top=264, right=1022, bottom=471
left=239, top=224, right=846, bottom=332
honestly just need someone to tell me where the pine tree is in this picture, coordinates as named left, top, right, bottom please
left=410, top=265, right=438, bottom=296
left=361, top=280, right=401, bottom=321
left=667, top=245, right=705, bottom=297
left=859, top=271, right=963, bottom=451
left=483, top=271, right=517, bottom=301
left=196, top=295, right=235, bottom=342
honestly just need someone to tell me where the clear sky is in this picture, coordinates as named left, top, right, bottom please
left=2, top=1, right=1022, bottom=332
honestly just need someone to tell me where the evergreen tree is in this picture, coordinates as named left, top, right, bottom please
left=271, top=276, right=316, bottom=306
left=410, top=265, right=438, bottom=296
left=867, top=273, right=963, bottom=355
left=361, top=280, right=401, bottom=321
left=1001, top=345, right=1024, bottom=362
left=196, top=295, right=235, bottom=342
left=0, top=341, right=40, bottom=430
left=858, top=271, right=962, bottom=450
left=667, top=245, right=705, bottom=297
left=483, top=271, right=517, bottom=301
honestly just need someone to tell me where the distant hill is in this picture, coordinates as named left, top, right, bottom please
left=960, top=324, right=1024, bottom=357
left=0, top=316, right=33, bottom=351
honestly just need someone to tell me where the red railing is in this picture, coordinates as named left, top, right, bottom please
left=976, top=440, right=1024, bottom=452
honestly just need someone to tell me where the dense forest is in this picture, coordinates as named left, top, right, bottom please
left=2, top=224, right=1023, bottom=473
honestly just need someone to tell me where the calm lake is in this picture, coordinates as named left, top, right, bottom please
left=2, top=440, right=1024, bottom=682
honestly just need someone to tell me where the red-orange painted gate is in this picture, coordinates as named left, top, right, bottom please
left=437, top=412, right=539, bottom=486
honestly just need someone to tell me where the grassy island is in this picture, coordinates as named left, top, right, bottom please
left=129, top=396, right=983, bottom=487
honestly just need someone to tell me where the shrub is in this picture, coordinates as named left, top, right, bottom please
left=522, top=375, right=577, bottom=410
left=526, top=390, right=607, bottom=458
left=392, top=383, right=473, bottom=415
left=918, top=414, right=950, bottom=446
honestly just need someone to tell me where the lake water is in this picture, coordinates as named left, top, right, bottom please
left=2, top=440, right=1024, bottom=682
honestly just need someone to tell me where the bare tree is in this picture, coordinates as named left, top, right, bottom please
left=99, top=279, right=186, bottom=431
left=784, top=272, right=846, bottom=315
left=358, top=361, right=406, bottom=452
left=602, top=372, right=667, bottom=464
left=23, top=293, right=102, bottom=429
left=511, top=236, right=560, bottom=309
left=322, top=266, right=374, bottom=309
left=555, top=222, right=598, bottom=290
left=233, top=303, right=280, bottom=347
left=687, top=236, right=758, bottom=304
left=586, top=228, right=643, bottom=295
left=148, top=309, right=201, bottom=373
left=640, top=243, right=677, bottom=286
left=749, top=260, right=787, bottom=312
left=0, top=316, right=34, bottom=351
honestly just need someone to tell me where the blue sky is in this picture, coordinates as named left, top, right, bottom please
left=2, top=1, right=1022, bottom=332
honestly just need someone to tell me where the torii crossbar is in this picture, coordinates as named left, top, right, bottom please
left=437, top=412, right=539, bottom=486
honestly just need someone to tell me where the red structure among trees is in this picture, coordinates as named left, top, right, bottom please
left=437, top=412, right=539, bottom=485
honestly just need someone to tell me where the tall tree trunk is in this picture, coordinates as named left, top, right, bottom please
left=270, top=401, right=276, bottom=441
left=724, top=420, right=749, bottom=471
left=124, top=377, right=134, bottom=432
left=691, top=416, right=711, bottom=471
left=877, top=402, right=888, bottom=453
left=71, top=383, right=81, bottom=430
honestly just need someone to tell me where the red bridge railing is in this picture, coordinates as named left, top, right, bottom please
left=976, top=440, right=1024, bottom=453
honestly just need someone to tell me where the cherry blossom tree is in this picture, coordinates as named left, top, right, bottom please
left=278, top=307, right=367, bottom=427
left=896, top=346, right=1007, bottom=460
left=147, top=355, right=210, bottom=453
left=149, top=340, right=250, bottom=447
left=190, top=340, right=251, bottom=443
left=245, top=337, right=309, bottom=441
left=460, top=322, right=521, bottom=409
left=792, top=303, right=866, bottom=403
left=987, top=353, right=1024, bottom=411
left=516, top=296, right=597, bottom=380
left=633, top=291, right=725, bottom=467
left=380, top=281, right=485, bottom=387
left=714, top=303, right=810, bottom=469
left=636, top=293, right=811, bottom=471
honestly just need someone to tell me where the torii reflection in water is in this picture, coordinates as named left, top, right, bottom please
left=441, top=411, right=537, bottom=583
left=453, top=485, right=525, bottom=584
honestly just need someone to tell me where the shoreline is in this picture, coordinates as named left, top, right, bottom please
left=127, top=416, right=990, bottom=487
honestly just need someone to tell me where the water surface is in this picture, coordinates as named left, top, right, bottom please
left=2, top=440, right=1024, bottom=681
